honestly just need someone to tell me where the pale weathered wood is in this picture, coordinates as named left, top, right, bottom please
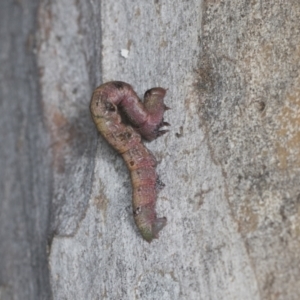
left=2, top=0, right=300, bottom=299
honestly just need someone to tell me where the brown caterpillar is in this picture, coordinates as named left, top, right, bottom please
left=90, top=81, right=170, bottom=242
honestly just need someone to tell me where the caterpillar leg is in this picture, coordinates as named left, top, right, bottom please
left=152, top=217, right=167, bottom=237
left=137, top=219, right=167, bottom=243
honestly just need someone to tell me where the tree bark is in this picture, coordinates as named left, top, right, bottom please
left=0, top=1, right=52, bottom=299
left=1, top=0, right=300, bottom=299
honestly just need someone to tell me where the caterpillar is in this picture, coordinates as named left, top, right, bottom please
left=90, top=81, right=170, bottom=242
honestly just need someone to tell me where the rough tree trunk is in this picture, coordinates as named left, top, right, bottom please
left=1, top=0, right=300, bottom=299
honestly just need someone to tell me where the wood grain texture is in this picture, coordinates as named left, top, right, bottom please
left=2, top=0, right=300, bottom=299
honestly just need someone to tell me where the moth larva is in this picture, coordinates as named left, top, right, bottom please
left=90, top=81, right=170, bottom=242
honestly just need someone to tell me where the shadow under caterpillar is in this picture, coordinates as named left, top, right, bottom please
left=90, top=81, right=170, bottom=242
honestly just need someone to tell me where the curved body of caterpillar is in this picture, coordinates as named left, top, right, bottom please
left=90, top=81, right=169, bottom=242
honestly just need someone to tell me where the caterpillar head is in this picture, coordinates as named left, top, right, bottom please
left=138, top=87, right=170, bottom=141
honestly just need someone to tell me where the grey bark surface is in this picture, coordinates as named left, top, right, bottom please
left=1, top=0, right=300, bottom=300
left=0, top=1, right=52, bottom=299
